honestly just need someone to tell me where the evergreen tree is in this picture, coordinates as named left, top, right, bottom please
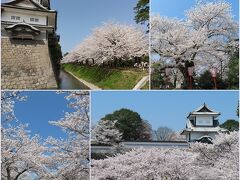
left=134, top=0, right=149, bottom=31
left=102, top=108, right=152, bottom=141
left=220, top=119, right=239, bottom=131
left=198, top=70, right=227, bottom=89
left=227, top=51, right=239, bottom=89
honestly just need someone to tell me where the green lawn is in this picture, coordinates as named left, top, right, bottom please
left=141, top=81, right=149, bottom=90
left=62, top=64, right=148, bottom=89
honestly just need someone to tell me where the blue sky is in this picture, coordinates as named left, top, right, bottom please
left=151, top=0, right=239, bottom=21
left=14, top=91, right=74, bottom=139
left=51, top=0, right=138, bottom=54
left=5, top=90, right=239, bottom=137
left=92, top=91, right=239, bottom=131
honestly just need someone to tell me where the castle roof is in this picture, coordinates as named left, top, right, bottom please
left=181, top=126, right=228, bottom=135
left=187, top=103, right=220, bottom=118
left=2, top=0, right=55, bottom=12
left=40, top=0, right=50, bottom=9
left=5, top=21, right=40, bottom=34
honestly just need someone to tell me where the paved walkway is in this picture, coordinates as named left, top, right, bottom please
left=133, top=75, right=149, bottom=90
left=65, top=70, right=102, bottom=90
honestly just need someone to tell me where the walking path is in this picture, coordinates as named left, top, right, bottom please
left=64, top=70, right=102, bottom=90
left=133, top=75, right=149, bottom=90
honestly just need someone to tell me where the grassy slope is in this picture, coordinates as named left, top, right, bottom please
left=141, top=81, right=149, bottom=90
left=62, top=64, right=148, bottom=89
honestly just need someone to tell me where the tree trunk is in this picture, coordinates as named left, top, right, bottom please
left=7, top=167, right=11, bottom=180
left=177, top=61, right=194, bottom=89
left=14, top=169, right=29, bottom=180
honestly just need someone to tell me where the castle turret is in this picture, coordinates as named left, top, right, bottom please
left=181, top=103, right=228, bottom=143
left=1, top=0, right=58, bottom=89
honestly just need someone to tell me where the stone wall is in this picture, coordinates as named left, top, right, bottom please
left=1, top=37, right=57, bottom=89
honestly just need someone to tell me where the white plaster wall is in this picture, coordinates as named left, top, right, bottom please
left=2, top=11, right=47, bottom=26
left=190, top=132, right=217, bottom=140
left=196, top=115, right=213, bottom=126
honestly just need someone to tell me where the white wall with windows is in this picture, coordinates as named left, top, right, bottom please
left=2, top=11, right=47, bottom=26
left=196, top=115, right=213, bottom=126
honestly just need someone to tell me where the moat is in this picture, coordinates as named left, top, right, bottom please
left=58, top=70, right=90, bottom=90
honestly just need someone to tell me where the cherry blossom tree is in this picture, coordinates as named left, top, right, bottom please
left=1, top=92, right=47, bottom=180
left=151, top=0, right=238, bottom=84
left=1, top=91, right=90, bottom=180
left=1, top=125, right=47, bottom=180
left=45, top=91, right=90, bottom=180
left=92, top=147, right=196, bottom=180
left=62, top=22, right=148, bottom=66
left=92, top=119, right=122, bottom=146
left=1, top=91, right=26, bottom=123
left=91, top=132, right=239, bottom=180
left=191, top=131, right=239, bottom=180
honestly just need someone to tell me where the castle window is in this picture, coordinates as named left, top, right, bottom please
left=30, top=18, right=39, bottom=23
left=11, top=16, right=20, bottom=20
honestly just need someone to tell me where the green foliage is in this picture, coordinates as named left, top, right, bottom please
left=198, top=70, right=227, bottom=89
left=151, top=62, right=165, bottom=89
left=49, top=43, right=63, bottom=79
left=134, top=0, right=149, bottom=30
left=220, top=120, right=239, bottom=131
left=105, top=57, right=148, bottom=67
left=50, top=43, right=63, bottom=62
left=62, top=64, right=147, bottom=89
left=198, top=71, right=213, bottom=89
left=227, top=51, right=239, bottom=89
left=102, top=108, right=152, bottom=141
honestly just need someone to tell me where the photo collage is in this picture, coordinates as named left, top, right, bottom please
left=1, top=0, right=239, bottom=179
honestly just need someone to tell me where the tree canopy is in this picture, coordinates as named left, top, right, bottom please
left=198, top=70, right=226, bottom=89
left=62, top=22, right=148, bottom=66
left=134, top=0, right=149, bottom=30
left=93, top=119, right=122, bottom=146
left=92, top=132, right=239, bottom=179
left=151, top=0, right=238, bottom=84
left=151, top=62, right=165, bottom=89
left=227, top=50, right=239, bottom=89
left=154, top=126, right=175, bottom=141
left=102, top=108, right=152, bottom=141
left=220, top=119, right=239, bottom=131
left=1, top=91, right=90, bottom=180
